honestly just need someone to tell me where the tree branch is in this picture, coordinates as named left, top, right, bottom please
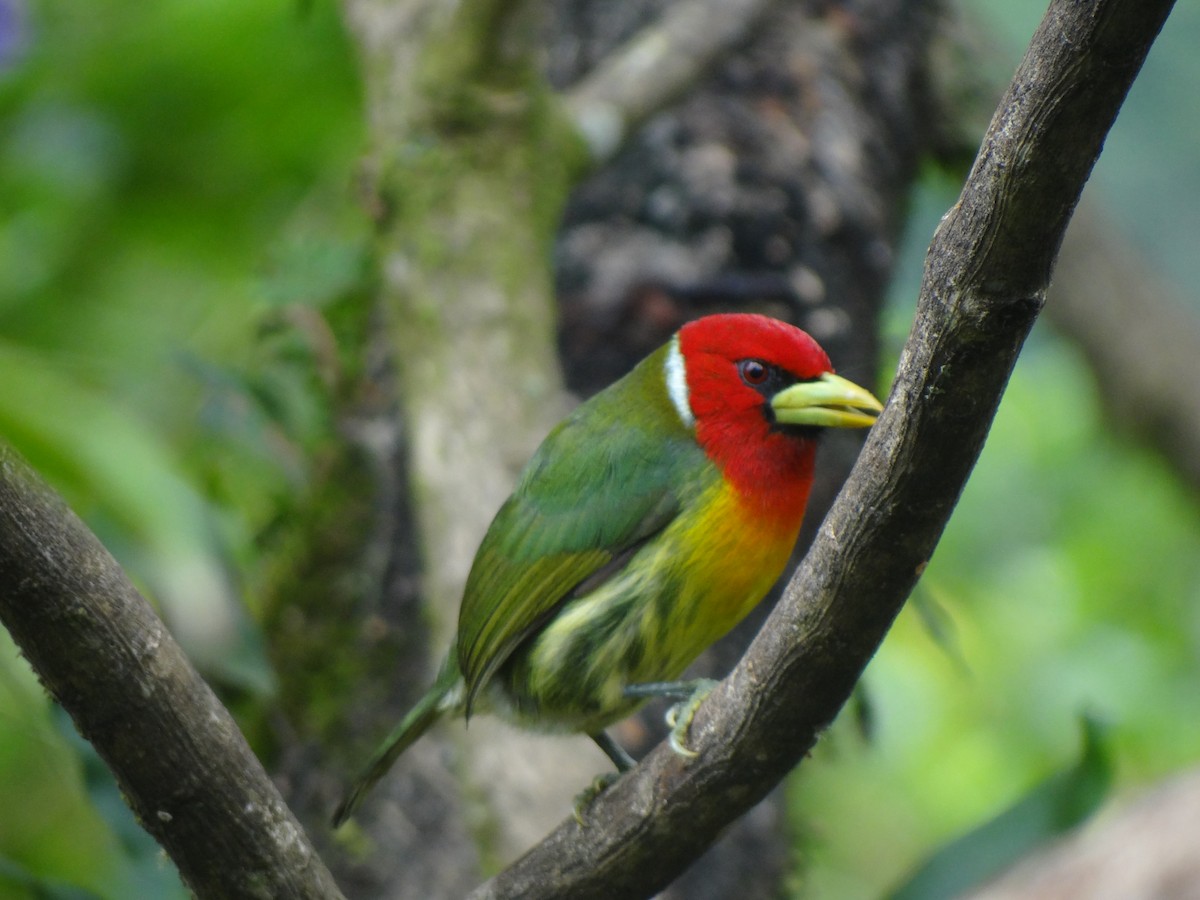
left=929, top=2, right=1200, bottom=496
left=562, top=0, right=779, bottom=162
left=471, top=0, right=1176, bottom=896
left=0, top=446, right=344, bottom=899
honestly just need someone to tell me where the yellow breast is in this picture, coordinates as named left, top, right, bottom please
left=498, top=477, right=803, bottom=732
left=663, top=478, right=802, bottom=665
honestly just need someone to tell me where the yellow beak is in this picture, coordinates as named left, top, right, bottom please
left=770, top=372, right=883, bottom=429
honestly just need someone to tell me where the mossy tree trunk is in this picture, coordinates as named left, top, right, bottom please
left=310, top=1, right=598, bottom=892
left=346, top=2, right=579, bottom=624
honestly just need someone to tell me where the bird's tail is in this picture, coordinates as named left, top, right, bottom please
left=332, top=658, right=462, bottom=827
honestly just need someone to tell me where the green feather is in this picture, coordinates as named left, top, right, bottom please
left=331, top=658, right=461, bottom=827
left=333, top=316, right=880, bottom=824
left=456, top=343, right=703, bottom=714
left=336, top=343, right=724, bottom=824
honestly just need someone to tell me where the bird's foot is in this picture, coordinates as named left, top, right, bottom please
left=573, top=772, right=620, bottom=825
left=665, top=679, right=717, bottom=757
left=624, top=677, right=719, bottom=759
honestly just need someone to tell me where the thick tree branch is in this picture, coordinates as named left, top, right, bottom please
left=562, top=0, right=779, bottom=162
left=472, top=0, right=1176, bottom=896
left=930, top=3, right=1200, bottom=495
left=0, top=446, right=344, bottom=900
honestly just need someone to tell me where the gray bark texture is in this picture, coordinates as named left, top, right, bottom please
left=0, top=446, right=345, bottom=900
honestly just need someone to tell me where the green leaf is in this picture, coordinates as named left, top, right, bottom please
left=886, top=714, right=1113, bottom=900
left=0, top=339, right=272, bottom=693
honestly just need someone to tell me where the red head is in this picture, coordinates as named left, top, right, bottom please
left=669, top=313, right=877, bottom=522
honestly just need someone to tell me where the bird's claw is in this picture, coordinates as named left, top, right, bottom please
left=573, top=772, right=620, bottom=825
left=665, top=678, right=717, bottom=759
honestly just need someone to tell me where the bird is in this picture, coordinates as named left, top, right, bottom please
left=332, top=312, right=881, bottom=826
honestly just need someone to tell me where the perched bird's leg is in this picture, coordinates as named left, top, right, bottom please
left=572, top=732, right=637, bottom=824
left=590, top=730, right=636, bottom=772
left=624, top=678, right=719, bottom=758
left=573, top=774, right=618, bottom=825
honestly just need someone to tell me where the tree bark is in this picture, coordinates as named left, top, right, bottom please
left=928, top=0, right=1200, bottom=497
left=326, top=0, right=578, bottom=889
left=0, top=446, right=344, bottom=900
left=472, top=0, right=1176, bottom=895
left=562, top=0, right=778, bottom=161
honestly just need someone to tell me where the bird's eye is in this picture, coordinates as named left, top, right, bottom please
left=738, top=359, right=769, bottom=386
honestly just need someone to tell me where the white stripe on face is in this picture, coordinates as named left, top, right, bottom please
left=664, top=334, right=695, bottom=429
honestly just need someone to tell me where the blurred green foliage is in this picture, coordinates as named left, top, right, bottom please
left=887, top=715, right=1112, bottom=900
left=788, top=4, right=1200, bottom=896
left=0, top=0, right=1197, bottom=897
left=789, top=316, right=1200, bottom=897
left=0, top=0, right=363, bottom=895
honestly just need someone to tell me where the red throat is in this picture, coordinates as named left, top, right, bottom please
left=693, top=407, right=818, bottom=525
left=678, top=314, right=829, bottom=527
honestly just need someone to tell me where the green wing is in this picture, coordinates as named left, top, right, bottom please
left=456, top=385, right=702, bottom=713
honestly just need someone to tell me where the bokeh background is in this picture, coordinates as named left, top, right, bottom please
left=0, top=1, right=1197, bottom=897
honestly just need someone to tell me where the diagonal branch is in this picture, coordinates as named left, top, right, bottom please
left=472, top=0, right=1177, bottom=896
left=929, top=2, right=1200, bottom=497
left=0, top=446, right=345, bottom=900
